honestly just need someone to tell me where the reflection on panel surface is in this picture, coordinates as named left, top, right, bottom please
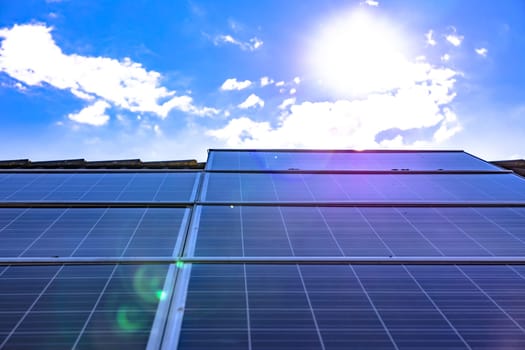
left=203, top=173, right=525, bottom=203
left=0, top=264, right=169, bottom=350
left=207, top=150, right=500, bottom=171
left=0, top=172, right=198, bottom=202
left=178, top=264, right=525, bottom=350
left=193, top=206, right=525, bottom=257
left=0, top=208, right=187, bottom=257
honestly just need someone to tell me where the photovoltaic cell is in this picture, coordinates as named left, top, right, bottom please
left=203, top=173, right=525, bottom=203
left=177, top=264, right=525, bottom=350
left=207, top=150, right=501, bottom=171
left=0, top=208, right=188, bottom=258
left=192, top=206, right=525, bottom=257
left=0, top=172, right=198, bottom=202
left=0, top=264, right=169, bottom=350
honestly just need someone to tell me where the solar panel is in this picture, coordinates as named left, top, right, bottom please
left=0, top=264, right=170, bottom=350
left=207, top=150, right=501, bottom=171
left=177, top=264, right=525, bottom=350
left=202, top=173, right=525, bottom=203
left=192, top=206, right=525, bottom=257
left=0, top=208, right=188, bottom=258
left=0, top=172, right=199, bottom=203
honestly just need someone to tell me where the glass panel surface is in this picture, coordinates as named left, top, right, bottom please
left=193, top=206, right=525, bottom=257
left=0, top=208, right=187, bottom=258
left=0, top=173, right=198, bottom=202
left=0, top=264, right=169, bottom=350
left=203, top=173, right=525, bottom=203
left=178, top=264, right=525, bottom=350
left=207, top=151, right=500, bottom=171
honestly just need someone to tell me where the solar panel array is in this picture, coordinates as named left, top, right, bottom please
left=0, top=170, right=198, bottom=349
left=2, top=150, right=525, bottom=349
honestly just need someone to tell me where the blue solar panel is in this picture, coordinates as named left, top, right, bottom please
left=0, top=172, right=199, bottom=202
left=207, top=150, right=500, bottom=171
left=0, top=264, right=169, bottom=350
left=177, top=264, right=525, bottom=350
left=192, top=206, right=525, bottom=257
left=202, top=173, right=525, bottom=203
left=0, top=208, right=188, bottom=258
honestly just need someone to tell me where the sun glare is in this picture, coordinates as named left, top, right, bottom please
left=308, top=9, right=413, bottom=97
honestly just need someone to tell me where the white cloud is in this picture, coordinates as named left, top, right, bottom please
left=446, top=34, right=463, bottom=47
left=289, top=88, right=297, bottom=95
left=363, top=0, right=379, bottom=6
left=260, top=76, right=274, bottom=87
left=238, top=93, right=264, bottom=109
left=207, top=117, right=271, bottom=147
left=275, top=81, right=285, bottom=87
left=475, top=47, right=488, bottom=57
left=445, top=28, right=463, bottom=47
left=293, top=76, right=301, bottom=84
left=278, top=97, right=296, bottom=110
left=67, top=100, right=110, bottom=126
left=0, top=23, right=217, bottom=122
left=220, top=78, right=252, bottom=91
left=250, top=37, right=264, bottom=50
left=433, top=108, right=462, bottom=142
left=208, top=63, right=461, bottom=149
left=213, top=34, right=263, bottom=51
left=153, top=124, right=162, bottom=136
left=14, top=82, right=26, bottom=91
left=441, top=54, right=450, bottom=62
left=425, top=30, right=436, bottom=46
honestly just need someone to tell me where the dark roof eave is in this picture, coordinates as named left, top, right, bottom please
left=0, top=158, right=204, bottom=169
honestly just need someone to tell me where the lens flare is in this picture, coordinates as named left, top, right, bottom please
left=156, top=290, right=168, bottom=300
left=133, top=266, right=163, bottom=303
left=117, top=307, right=144, bottom=332
left=306, top=8, right=413, bottom=98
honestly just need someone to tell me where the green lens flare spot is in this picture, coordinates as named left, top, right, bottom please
left=133, top=266, right=162, bottom=303
left=117, top=307, right=143, bottom=332
left=156, top=290, right=168, bottom=300
left=176, top=261, right=184, bottom=268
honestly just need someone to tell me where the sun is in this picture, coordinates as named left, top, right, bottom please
left=307, top=9, right=413, bottom=97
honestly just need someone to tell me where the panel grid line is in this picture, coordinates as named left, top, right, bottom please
left=4, top=174, right=42, bottom=200
left=348, top=265, right=400, bottom=350
left=456, top=266, right=525, bottom=333
left=17, top=208, right=70, bottom=257
left=295, top=265, right=327, bottom=350
left=434, top=209, right=496, bottom=256
left=402, top=265, right=473, bottom=350
left=392, top=207, right=449, bottom=256
left=474, top=208, right=525, bottom=248
left=238, top=158, right=253, bottom=350
left=298, top=174, right=346, bottom=256
left=77, top=173, right=106, bottom=201
left=152, top=173, right=169, bottom=202
left=41, top=174, right=74, bottom=200
left=0, top=208, right=30, bottom=233
left=0, top=266, right=64, bottom=348
left=70, top=265, right=119, bottom=349
left=68, top=208, right=111, bottom=257
left=269, top=177, right=326, bottom=349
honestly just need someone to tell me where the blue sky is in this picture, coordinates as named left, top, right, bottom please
left=1, top=0, right=524, bottom=162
